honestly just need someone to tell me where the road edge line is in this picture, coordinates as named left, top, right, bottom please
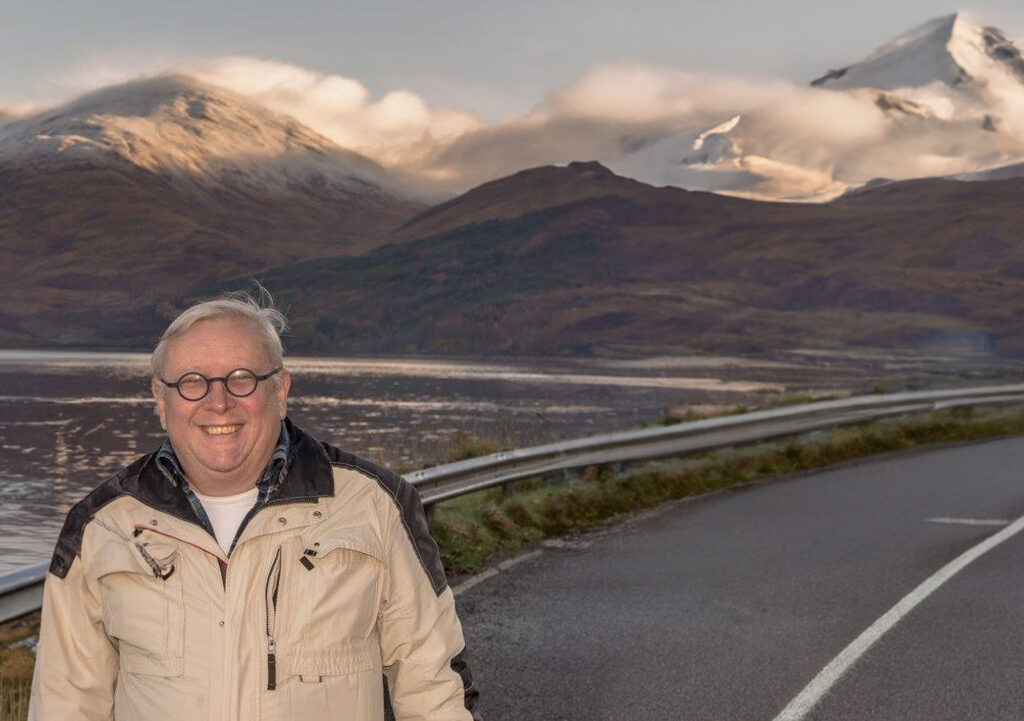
left=452, top=550, right=544, bottom=597
left=772, top=512, right=1024, bottom=721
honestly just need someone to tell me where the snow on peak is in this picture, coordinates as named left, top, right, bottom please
left=607, top=13, right=1024, bottom=202
left=0, top=74, right=396, bottom=197
left=811, top=13, right=1024, bottom=93
left=812, top=14, right=967, bottom=90
left=692, top=115, right=741, bottom=152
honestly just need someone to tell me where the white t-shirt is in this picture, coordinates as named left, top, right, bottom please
left=193, top=486, right=259, bottom=554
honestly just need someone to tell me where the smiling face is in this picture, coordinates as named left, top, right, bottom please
left=151, top=315, right=290, bottom=496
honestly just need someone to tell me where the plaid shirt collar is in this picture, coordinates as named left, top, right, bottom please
left=155, top=422, right=292, bottom=531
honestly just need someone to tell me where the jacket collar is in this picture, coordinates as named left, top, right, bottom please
left=155, top=422, right=291, bottom=494
left=123, top=418, right=334, bottom=524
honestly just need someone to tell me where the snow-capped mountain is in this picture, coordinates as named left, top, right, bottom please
left=811, top=14, right=1024, bottom=91
left=0, top=74, right=399, bottom=198
left=608, top=13, right=1024, bottom=202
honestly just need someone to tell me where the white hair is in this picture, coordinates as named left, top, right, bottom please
left=151, top=284, right=288, bottom=382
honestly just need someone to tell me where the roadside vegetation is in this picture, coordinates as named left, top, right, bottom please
left=429, top=404, right=1024, bottom=575
left=0, top=614, right=36, bottom=721
left=5, top=402, right=1024, bottom=719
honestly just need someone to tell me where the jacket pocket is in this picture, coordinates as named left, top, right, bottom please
left=283, top=639, right=378, bottom=677
left=265, top=639, right=383, bottom=720
left=284, top=525, right=385, bottom=650
left=88, top=534, right=185, bottom=677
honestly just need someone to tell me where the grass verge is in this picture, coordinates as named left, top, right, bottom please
left=0, top=613, right=36, bottom=721
left=429, top=405, right=1024, bottom=575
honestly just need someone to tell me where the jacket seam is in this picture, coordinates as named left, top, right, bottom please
left=328, top=461, right=447, bottom=595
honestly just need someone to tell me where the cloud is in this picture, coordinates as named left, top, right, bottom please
left=531, top=63, right=1024, bottom=201
left=188, top=57, right=1024, bottom=200
left=0, top=102, right=42, bottom=127
left=17, top=48, right=1024, bottom=201
left=182, top=56, right=484, bottom=170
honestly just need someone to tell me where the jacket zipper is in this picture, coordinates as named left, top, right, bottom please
left=265, top=546, right=282, bottom=690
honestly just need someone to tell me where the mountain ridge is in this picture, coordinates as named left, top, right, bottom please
left=162, top=165, right=1024, bottom=359
left=0, top=74, right=400, bottom=198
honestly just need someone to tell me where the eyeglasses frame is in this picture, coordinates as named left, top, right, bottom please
left=159, top=367, right=282, bottom=401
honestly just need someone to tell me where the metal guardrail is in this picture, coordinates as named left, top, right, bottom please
left=4, top=383, right=1024, bottom=625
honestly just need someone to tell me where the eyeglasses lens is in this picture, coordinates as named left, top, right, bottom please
left=226, top=369, right=258, bottom=397
left=177, top=374, right=208, bottom=401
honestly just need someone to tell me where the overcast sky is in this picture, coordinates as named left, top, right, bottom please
left=3, top=0, right=1024, bottom=119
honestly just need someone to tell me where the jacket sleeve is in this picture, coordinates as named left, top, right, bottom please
left=377, top=483, right=481, bottom=721
left=28, top=528, right=118, bottom=721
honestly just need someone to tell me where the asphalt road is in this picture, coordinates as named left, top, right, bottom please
left=455, top=436, right=1024, bottom=720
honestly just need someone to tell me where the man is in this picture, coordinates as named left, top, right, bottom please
left=29, top=290, right=481, bottom=721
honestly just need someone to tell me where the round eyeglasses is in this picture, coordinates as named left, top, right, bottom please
left=160, top=367, right=282, bottom=401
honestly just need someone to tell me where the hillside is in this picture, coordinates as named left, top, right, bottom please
left=0, top=75, right=423, bottom=346
left=226, top=163, right=1024, bottom=357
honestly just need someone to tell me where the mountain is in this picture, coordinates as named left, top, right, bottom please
left=0, top=75, right=423, bottom=346
left=0, top=74, right=396, bottom=194
left=608, top=13, right=1024, bottom=202
left=811, top=14, right=1024, bottom=91
left=214, top=163, right=1024, bottom=358
left=394, top=161, right=652, bottom=241
left=6, top=157, right=1024, bottom=358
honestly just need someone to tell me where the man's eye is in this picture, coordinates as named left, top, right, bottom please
left=179, top=375, right=206, bottom=390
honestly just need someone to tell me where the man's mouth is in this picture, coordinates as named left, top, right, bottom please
left=202, top=424, right=241, bottom=436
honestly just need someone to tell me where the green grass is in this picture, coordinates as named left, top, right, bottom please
left=0, top=613, right=36, bottom=721
left=429, top=404, right=1024, bottom=575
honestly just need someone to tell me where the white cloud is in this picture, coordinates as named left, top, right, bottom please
left=189, top=57, right=1024, bottom=199
left=15, top=47, right=1024, bottom=201
left=182, top=56, right=484, bottom=169
left=0, top=102, right=42, bottom=127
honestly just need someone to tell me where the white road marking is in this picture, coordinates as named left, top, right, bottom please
left=497, top=550, right=542, bottom=571
left=925, top=517, right=1010, bottom=526
left=773, top=512, right=1024, bottom=721
left=452, top=569, right=499, bottom=596
left=453, top=550, right=544, bottom=596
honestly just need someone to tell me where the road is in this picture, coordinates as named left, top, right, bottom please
left=455, top=436, right=1024, bottom=720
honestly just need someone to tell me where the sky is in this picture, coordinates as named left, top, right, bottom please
left=3, top=0, right=1024, bottom=120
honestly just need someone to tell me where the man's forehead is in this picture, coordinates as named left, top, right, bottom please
left=161, top=317, right=271, bottom=372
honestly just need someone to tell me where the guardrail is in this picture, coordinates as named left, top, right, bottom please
left=4, top=383, right=1024, bottom=625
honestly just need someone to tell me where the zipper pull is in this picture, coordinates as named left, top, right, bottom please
left=300, top=547, right=317, bottom=570
left=135, top=543, right=175, bottom=580
left=267, top=636, right=277, bottom=690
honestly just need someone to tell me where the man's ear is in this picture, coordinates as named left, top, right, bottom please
left=275, top=368, right=291, bottom=419
left=151, top=378, right=168, bottom=430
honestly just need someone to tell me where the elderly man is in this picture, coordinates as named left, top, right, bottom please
left=29, top=291, right=481, bottom=721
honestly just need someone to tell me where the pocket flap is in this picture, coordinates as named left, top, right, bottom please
left=85, top=533, right=178, bottom=582
left=85, top=538, right=150, bottom=582
left=120, top=644, right=184, bottom=677
left=284, top=640, right=378, bottom=676
left=303, top=524, right=384, bottom=563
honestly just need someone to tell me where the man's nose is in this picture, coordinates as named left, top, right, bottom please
left=202, top=379, right=235, bottom=412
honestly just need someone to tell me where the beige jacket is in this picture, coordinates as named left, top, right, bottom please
left=29, top=421, right=480, bottom=721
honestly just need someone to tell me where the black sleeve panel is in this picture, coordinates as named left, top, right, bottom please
left=323, top=443, right=449, bottom=596
left=48, top=455, right=150, bottom=578
left=451, top=648, right=483, bottom=719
